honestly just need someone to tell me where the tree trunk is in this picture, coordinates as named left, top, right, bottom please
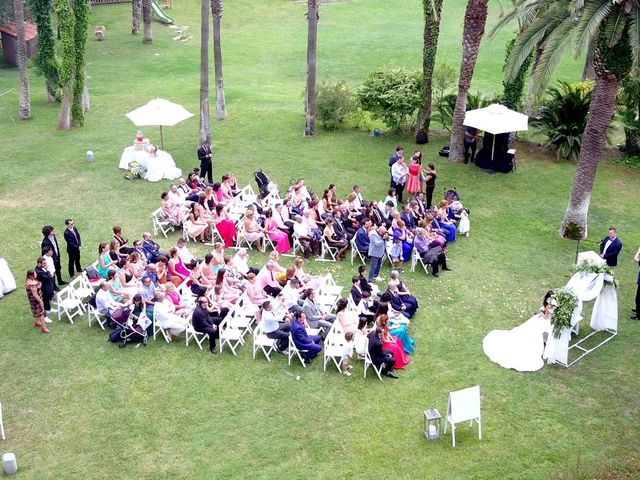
left=58, top=82, right=73, bottom=130
left=582, top=39, right=595, bottom=81
left=132, top=0, right=141, bottom=34
left=200, top=0, right=211, bottom=144
left=82, top=66, right=90, bottom=112
left=449, top=0, right=488, bottom=163
left=304, top=0, right=319, bottom=137
left=15, top=0, right=31, bottom=119
left=416, top=0, right=443, bottom=139
left=142, top=0, right=152, bottom=43
left=211, top=0, right=227, bottom=120
left=560, top=62, right=619, bottom=239
left=31, top=0, right=58, bottom=102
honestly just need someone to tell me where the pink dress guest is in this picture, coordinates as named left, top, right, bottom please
left=212, top=209, right=238, bottom=248
left=265, top=218, right=290, bottom=254
left=405, top=161, right=422, bottom=195
left=382, top=334, right=410, bottom=369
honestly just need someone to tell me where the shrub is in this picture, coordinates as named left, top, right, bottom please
left=435, top=91, right=499, bottom=132
left=316, top=81, right=355, bottom=130
left=357, top=68, right=422, bottom=132
left=531, top=80, right=593, bottom=161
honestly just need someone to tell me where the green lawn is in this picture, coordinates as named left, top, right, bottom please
left=0, top=1, right=639, bottom=478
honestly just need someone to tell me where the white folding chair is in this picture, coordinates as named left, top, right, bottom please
left=52, top=286, right=84, bottom=324
left=0, top=402, right=5, bottom=440
left=235, top=225, right=262, bottom=251
left=151, top=207, right=174, bottom=238
left=410, top=249, right=430, bottom=274
left=152, top=316, right=172, bottom=343
left=363, top=338, right=384, bottom=380
left=444, top=385, right=482, bottom=447
left=323, top=324, right=349, bottom=373
left=203, top=224, right=225, bottom=247
left=185, top=319, right=209, bottom=350
left=291, top=236, right=305, bottom=257
left=252, top=322, right=277, bottom=361
left=350, top=236, right=367, bottom=266
left=287, top=333, right=309, bottom=367
left=68, top=275, right=92, bottom=309
left=316, top=237, right=339, bottom=262
left=87, top=303, right=107, bottom=330
left=219, top=317, right=244, bottom=356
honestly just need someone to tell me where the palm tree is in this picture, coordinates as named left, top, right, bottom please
left=304, top=0, right=319, bottom=137
left=448, top=0, right=489, bottom=163
left=142, top=0, right=152, bottom=43
left=211, top=0, right=227, bottom=120
left=200, top=0, right=211, bottom=143
left=505, top=0, right=638, bottom=239
left=132, top=0, right=141, bottom=35
left=416, top=0, right=444, bottom=141
left=14, top=0, right=31, bottom=119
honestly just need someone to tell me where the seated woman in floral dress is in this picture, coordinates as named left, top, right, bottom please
left=242, top=210, right=264, bottom=251
left=161, top=191, right=183, bottom=227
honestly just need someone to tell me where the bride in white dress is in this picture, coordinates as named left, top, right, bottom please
left=483, top=291, right=556, bottom=372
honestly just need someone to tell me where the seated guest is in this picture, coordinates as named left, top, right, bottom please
left=142, top=232, right=164, bottom=263
left=358, top=291, right=378, bottom=325
left=261, top=300, right=291, bottom=353
left=163, top=282, right=187, bottom=312
left=137, top=276, right=156, bottom=306
left=264, top=209, right=291, bottom=254
left=383, top=188, right=398, bottom=212
left=350, top=275, right=364, bottom=306
left=413, top=228, right=449, bottom=277
left=376, top=302, right=414, bottom=354
left=367, top=327, right=398, bottom=378
left=143, top=262, right=158, bottom=286
left=431, top=206, right=456, bottom=243
left=95, top=281, right=127, bottom=320
left=132, top=240, right=152, bottom=264
left=376, top=314, right=410, bottom=369
left=178, top=177, right=200, bottom=202
left=246, top=272, right=271, bottom=308
left=160, top=191, right=184, bottom=227
left=191, top=296, right=224, bottom=354
left=357, top=265, right=378, bottom=297
left=242, top=209, right=264, bottom=251
left=323, top=218, right=348, bottom=261
left=336, top=298, right=358, bottom=334
left=212, top=204, right=237, bottom=248
left=382, top=282, right=416, bottom=319
left=156, top=256, right=168, bottom=285
left=336, top=204, right=357, bottom=239
left=219, top=174, right=237, bottom=203
left=123, top=252, right=146, bottom=283
left=380, top=201, right=396, bottom=227
left=97, top=243, right=116, bottom=278
left=302, top=288, right=335, bottom=330
left=293, top=214, right=320, bottom=258
left=293, top=256, right=322, bottom=291
left=280, top=278, right=304, bottom=314
left=168, top=184, right=186, bottom=206
left=354, top=219, right=372, bottom=254
left=257, top=261, right=283, bottom=297
left=209, top=242, right=226, bottom=275
left=175, top=237, right=199, bottom=270
left=113, top=226, right=132, bottom=256
left=168, top=248, right=190, bottom=286
left=273, top=202, right=294, bottom=236
left=350, top=184, right=366, bottom=211
left=232, top=248, right=259, bottom=277
left=388, top=271, right=419, bottom=315
left=400, top=205, right=416, bottom=232
left=303, top=209, right=322, bottom=239
left=291, top=311, right=322, bottom=363
left=153, top=291, right=188, bottom=341
left=414, top=192, right=427, bottom=218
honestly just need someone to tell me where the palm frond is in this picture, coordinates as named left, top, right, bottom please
left=574, top=0, right=614, bottom=56
left=627, top=8, right=640, bottom=75
left=532, top=18, right=576, bottom=96
left=603, top=9, right=627, bottom=48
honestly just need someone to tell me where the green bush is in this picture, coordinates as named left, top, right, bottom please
left=357, top=68, right=422, bottom=132
left=316, top=82, right=355, bottom=130
left=435, top=91, right=499, bottom=132
left=531, top=80, right=593, bottom=161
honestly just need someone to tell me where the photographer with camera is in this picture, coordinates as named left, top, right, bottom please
left=367, top=226, right=388, bottom=282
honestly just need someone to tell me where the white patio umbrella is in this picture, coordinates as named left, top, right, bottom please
left=463, top=103, right=528, bottom=160
left=125, top=97, right=194, bottom=150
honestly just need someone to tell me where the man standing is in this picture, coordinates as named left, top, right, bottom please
left=391, top=157, right=409, bottom=204
left=599, top=227, right=622, bottom=267
left=632, top=247, right=640, bottom=321
left=63, top=218, right=82, bottom=278
left=197, top=140, right=213, bottom=184
left=41, top=225, right=66, bottom=285
left=368, top=226, right=387, bottom=282
left=464, top=126, right=479, bottom=164
left=388, top=146, right=403, bottom=187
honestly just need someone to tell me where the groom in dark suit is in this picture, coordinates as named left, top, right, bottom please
left=197, top=140, right=213, bottom=184
left=599, top=227, right=622, bottom=267
left=63, top=218, right=82, bottom=277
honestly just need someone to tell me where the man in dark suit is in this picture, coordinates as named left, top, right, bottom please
left=35, top=256, right=56, bottom=313
left=599, top=227, right=623, bottom=267
left=291, top=311, right=322, bottom=363
left=41, top=225, right=66, bottom=285
left=191, top=296, right=224, bottom=354
left=141, top=232, right=165, bottom=263
left=367, top=328, right=397, bottom=378
left=350, top=275, right=364, bottom=306
left=63, top=218, right=82, bottom=278
left=197, top=140, right=213, bottom=184
left=632, top=248, right=640, bottom=320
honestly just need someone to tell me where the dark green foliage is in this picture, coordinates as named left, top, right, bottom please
left=54, top=0, right=75, bottom=87
left=316, top=82, right=355, bottom=130
left=502, top=37, right=532, bottom=111
left=29, top=0, right=59, bottom=99
left=531, top=80, right=593, bottom=161
left=72, top=0, right=89, bottom=126
left=357, top=68, right=422, bottom=132
left=616, top=77, right=640, bottom=156
left=436, top=91, right=498, bottom=132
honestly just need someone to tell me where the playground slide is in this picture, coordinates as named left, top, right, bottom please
left=151, top=0, right=174, bottom=25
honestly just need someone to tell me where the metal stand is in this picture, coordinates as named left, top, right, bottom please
left=557, top=329, right=617, bottom=368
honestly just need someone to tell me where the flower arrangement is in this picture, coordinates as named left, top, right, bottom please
left=575, top=260, right=617, bottom=287
left=550, top=288, right=578, bottom=338
left=124, top=161, right=146, bottom=180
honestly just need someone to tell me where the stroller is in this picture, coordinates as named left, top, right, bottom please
left=254, top=170, right=277, bottom=197
left=443, top=187, right=460, bottom=202
left=108, top=307, right=149, bottom=348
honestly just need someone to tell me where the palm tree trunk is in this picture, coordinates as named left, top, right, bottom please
left=132, top=0, right=141, bottom=34
left=560, top=65, right=619, bottom=239
left=416, top=0, right=443, bottom=139
left=304, top=0, right=319, bottom=137
left=449, top=0, right=488, bottom=163
left=15, top=0, right=31, bottom=119
left=524, top=42, right=544, bottom=116
left=200, top=0, right=211, bottom=144
left=142, top=0, right=152, bottom=43
left=211, top=0, right=227, bottom=120
left=58, top=81, right=73, bottom=130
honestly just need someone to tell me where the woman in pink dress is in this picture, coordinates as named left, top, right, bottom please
left=405, top=153, right=422, bottom=198
left=161, top=192, right=183, bottom=227
left=376, top=314, right=410, bottom=369
left=264, top=209, right=290, bottom=254
left=168, top=248, right=190, bottom=286
left=212, top=204, right=237, bottom=248
left=186, top=202, right=209, bottom=242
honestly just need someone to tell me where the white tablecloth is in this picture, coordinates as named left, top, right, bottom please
left=119, top=146, right=182, bottom=182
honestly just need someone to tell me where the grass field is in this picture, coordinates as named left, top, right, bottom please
left=0, top=1, right=639, bottom=478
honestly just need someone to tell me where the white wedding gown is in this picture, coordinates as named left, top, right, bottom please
left=483, top=313, right=551, bottom=372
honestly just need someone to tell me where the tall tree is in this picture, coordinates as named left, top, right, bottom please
left=505, top=0, right=637, bottom=239
left=54, top=0, right=75, bottom=130
left=200, top=0, right=211, bottom=143
left=211, top=0, right=227, bottom=120
left=131, top=0, right=141, bottom=34
left=15, top=0, right=31, bottom=119
left=304, top=0, right=319, bottom=137
left=30, top=0, right=58, bottom=101
left=142, top=0, right=152, bottom=43
left=71, top=0, right=88, bottom=126
left=448, top=0, right=488, bottom=163
left=416, top=0, right=444, bottom=141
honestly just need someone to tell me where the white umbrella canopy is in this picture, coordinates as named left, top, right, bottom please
left=463, top=103, right=528, bottom=160
left=125, top=97, right=194, bottom=149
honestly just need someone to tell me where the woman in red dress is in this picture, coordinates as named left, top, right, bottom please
left=376, top=314, right=410, bottom=369
left=405, top=151, right=423, bottom=198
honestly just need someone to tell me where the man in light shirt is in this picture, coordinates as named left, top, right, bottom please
left=293, top=215, right=319, bottom=258
left=175, top=238, right=198, bottom=269
left=260, top=300, right=291, bottom=352
left=391, top=157, right=409, bottom=204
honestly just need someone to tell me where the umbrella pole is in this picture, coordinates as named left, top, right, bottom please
left=159, top=126, right=164, bottom=150
left=491, top=135, right=495, bottom=161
